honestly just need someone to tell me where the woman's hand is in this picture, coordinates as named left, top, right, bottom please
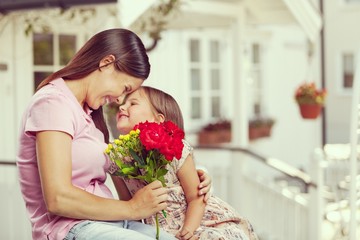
left=129, top=180, right=168, bottom=219
left=196, top=169, right=212, bottom=202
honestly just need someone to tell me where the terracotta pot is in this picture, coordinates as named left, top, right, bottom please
left=298, top=104, right=322, bottom=119
left=249, top=126, right=272, bottom=140
left=198, top=129, right=231, bottom=145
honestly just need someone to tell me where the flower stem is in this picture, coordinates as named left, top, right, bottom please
left=155, top=212, right=159, bottom=240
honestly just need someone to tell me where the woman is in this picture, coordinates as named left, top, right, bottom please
left=16, top=28, right=211, bottom=240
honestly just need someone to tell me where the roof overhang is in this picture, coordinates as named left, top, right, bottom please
left=0, top=0, right=116, bottom=14
left=126, top=0, right=322, bottom=43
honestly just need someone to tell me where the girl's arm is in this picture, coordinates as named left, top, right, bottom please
left=111, top=176, right=132, bottom=200
left=37, top=130, right=167, bottom=221
left=175, top=153, right=206, bottom=239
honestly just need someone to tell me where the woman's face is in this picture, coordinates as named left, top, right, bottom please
left=116, top=89, right=162, bottom=134
left=88, top=68, right=143, bottom=110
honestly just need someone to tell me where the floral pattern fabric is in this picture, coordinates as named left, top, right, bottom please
left=123, top=141, right=258, bottom=240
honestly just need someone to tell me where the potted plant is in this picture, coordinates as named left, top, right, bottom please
left=197, top=117, right=275, bottom=144
left=197, top=120, right=231, bottom=145
left=294, top=82, right=327, bottom=119
left=248, top=117, right=275, bottom=140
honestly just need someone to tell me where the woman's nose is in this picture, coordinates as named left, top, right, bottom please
left=116, top=95, right=124, bottom=104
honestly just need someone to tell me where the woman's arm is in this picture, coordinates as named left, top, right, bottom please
left=196, top=169, right=212, bottom=202
left=176, top=154, right=206, bottom=239
left=36, top=130, right=167, bottom=221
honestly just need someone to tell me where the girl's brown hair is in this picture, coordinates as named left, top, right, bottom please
left=36, top=28, right=150, bottom=143
left=140, top=86, right=184, bottom=131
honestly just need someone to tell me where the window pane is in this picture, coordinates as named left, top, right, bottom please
left=59, top=35, right=76, bottom=65
left=211, top=96, right=220, bottom=118
left=252, top=43, right=260, bottom=64
left=210, top=40, right=220, bottom=63
left=33, top=33, right=53, bottom=65
left=191, top=69, right=201, bottom=90
left=343, top=53, right=354, bottom=88
left=211, top=69, right=220, bottom=90
left=34, top=72, right=52, bottom=91
left=190, top=39, right=200, bottom=62
left=191, top=97, right=201, bottom=119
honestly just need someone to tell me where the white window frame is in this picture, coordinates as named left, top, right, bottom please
left=336, top=50, right=357, bottom=96
left=32, top=31, right=85, bottom=92
left=182, top=29, right=231, bottom=131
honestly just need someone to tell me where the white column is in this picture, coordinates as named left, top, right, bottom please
left=231, top=5, right=249, bottom=147
left=348, top=50, right=360, bottom=240
left=308, top=148, right=325, bottom=240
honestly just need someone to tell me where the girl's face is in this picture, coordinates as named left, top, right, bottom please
left=116, top=89, right=163, bottom=134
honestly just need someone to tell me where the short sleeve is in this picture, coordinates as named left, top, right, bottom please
left=24, top=91, right=75, bottom=137
left=170, top=140, right=193, bottom=173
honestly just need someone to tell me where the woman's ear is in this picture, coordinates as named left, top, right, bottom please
left=99, top=55, right=116, bottom=69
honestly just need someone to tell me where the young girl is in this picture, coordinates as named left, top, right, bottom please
left=114, top=86, right=258, bottom=240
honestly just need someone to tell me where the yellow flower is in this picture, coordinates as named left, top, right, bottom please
left=107, top=143, right=113, bottom=149
left=123, top=134, right=130, bottom=141
left=114, top=139, right=121, bottom=145
left=104, top=148, right=111, bottom=154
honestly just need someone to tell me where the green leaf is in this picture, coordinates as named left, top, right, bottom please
left=130, top=149, right=145, bottom=165
left=122, top=167, right=136, bottom=175
left=158, top=176, right=166, bottom=187
left=157, top=168, right=168, bottom=179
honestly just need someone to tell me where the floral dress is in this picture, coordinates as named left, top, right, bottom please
left=122, top=141, right=258, bottom=240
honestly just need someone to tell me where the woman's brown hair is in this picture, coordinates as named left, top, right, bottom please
left=36, top=28, right=150, bottom=143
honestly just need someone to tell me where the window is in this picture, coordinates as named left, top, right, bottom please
left=33, top=33, right=76, bottom=91
left=247, top=43, right=263, bottom=117
left=337, top=51, right=356, bottom=94
left=188, top=37, right=223, bottom=125
left=342, top=53, right=354, bottom=89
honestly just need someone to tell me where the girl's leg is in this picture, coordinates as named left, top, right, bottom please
left=64, top=220, right=174, bottom=240
left=127, top=220, right=176, bottom=240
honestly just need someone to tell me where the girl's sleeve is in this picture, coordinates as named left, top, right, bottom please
left=172, top=140, right=193, bottom=172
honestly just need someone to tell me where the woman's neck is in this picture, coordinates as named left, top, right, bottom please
left=64, top=78, right=89, bottom=108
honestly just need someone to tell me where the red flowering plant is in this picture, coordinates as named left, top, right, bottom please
left=104, top=120, right=185, bottom=240
left=294, top=82, right=327, bottom=105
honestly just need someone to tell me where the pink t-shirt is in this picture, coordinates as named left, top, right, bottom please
left=17, top=78, right=114, bottom=240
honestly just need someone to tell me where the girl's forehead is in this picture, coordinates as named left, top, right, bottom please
left=126, top=89, right=148, bottom=102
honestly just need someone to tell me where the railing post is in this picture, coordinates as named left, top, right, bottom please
left=308, top=148, right=326, bottom=240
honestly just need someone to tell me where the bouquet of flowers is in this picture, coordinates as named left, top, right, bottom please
left=105, top=120, right=185, bottom=239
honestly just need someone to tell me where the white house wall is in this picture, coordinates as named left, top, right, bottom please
left=0, top=16, right=33, bottom=162
left=251, top=24, right=322, bottom=174
left=325, top=1, right=360, bottom=143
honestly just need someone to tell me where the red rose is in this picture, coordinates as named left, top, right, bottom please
left=137, top=121, right=168, bottom=151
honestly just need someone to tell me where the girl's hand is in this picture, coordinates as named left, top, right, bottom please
left=196, top=169, right=212, bottom=202
left=175, top=227, right=198, bottom=240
